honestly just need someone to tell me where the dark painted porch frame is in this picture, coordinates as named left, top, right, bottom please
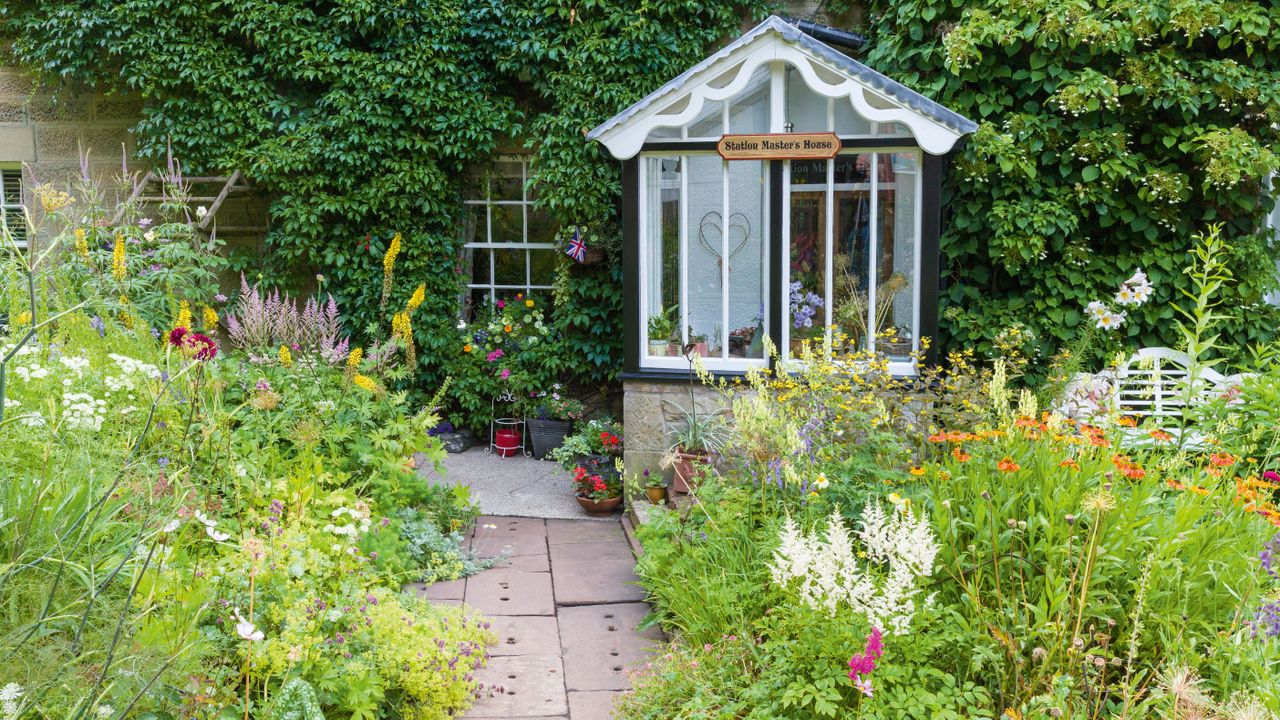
left=621, top=136, right=949, bottom=382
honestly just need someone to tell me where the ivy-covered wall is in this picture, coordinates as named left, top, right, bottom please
left=1, top=0, right=768, bottom=405
left=864, top=0, right=1280, bottom=362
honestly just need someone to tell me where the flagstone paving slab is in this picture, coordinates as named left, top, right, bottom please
left=465, top=654, right=568, bottom=717
left=567, top=691, right=623, bottom=720
left=465, top=569, right=555, bottom=616
left=490, top=552, right=551, bottom=573
left=546, top=518, right=627, bottom=545
left=551, top=558, right=645, bottom=606
left=549, top=540, right=634, bottom=564
left=486, top=615, right=563, bottom=657
left=405, top=578, right=465, bottom=603
left=471, top=516, right=551, bottom=557
left=558, top=603, right=663, bottom=692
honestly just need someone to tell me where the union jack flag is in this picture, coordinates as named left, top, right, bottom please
left=565, top=228, right=587, bottom=263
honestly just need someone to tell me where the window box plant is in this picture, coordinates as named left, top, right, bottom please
left=647, top=306, right=677, bottom=356
left=525, top=385, right=584, bottom=460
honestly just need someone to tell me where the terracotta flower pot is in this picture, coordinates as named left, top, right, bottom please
left=672, top=450, right=710, bottom=494
left=576, top=495, right=622, bottom=514
left=645, top=487, right=667, bottom=504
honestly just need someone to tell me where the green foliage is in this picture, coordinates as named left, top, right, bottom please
left=267, top=678, right=326, bottom=720
left=1, top=0, right=767, bottom=409
left=1, top=199, right=488, bottom=718
left=864, top=0, right=1280, bottom=361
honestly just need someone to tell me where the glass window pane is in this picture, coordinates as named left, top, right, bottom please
left=1, top=171, right=20, bottom=205
left=729, top=66, right=770, bottom=134
left=527, top=207, right=556, bottom=245
left=785, top=67, right=829, bottom=133
left=466, top=288, right=491, bottom=320
left=875, top=152, right=918, bottom=359
left=462, top=204, right=484, bottom=244
left=834, top=99, right=873, bottom=136
left=529, top=249, right=558, bottom=286
left=645, top=157, right=682, bottom=358
left=493, top=249, right=524, bottom=286
left=686, top=154, right=724, bottom=358
left=789, top=164, right=827, bottom=356
left=831, top=153, right=873, bottom=351
left=493, top=161, right=524, bottom=201
left=492, top=205, right=523, bottom=243
left=688, top=99, right=724, bottom=138
left=468, top=247, right=491, bottom=285
left=728, top=160, right=767, bottom=359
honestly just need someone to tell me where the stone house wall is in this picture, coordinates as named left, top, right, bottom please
left=622, top=379, right=733, bottom=481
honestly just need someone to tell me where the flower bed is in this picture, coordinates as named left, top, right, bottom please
left=1, top=182, right=495, bottom=718
left=617, top=232, right=1280, bottom=718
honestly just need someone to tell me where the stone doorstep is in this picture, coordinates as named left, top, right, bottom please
left=464, top=568, right=556, bottom=617
left=567, top=691, right=623, bottom=720
left=465, top=653, right=568, bottom=718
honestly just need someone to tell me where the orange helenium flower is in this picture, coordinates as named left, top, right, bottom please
left=952, top=446, right=971, bottom=462
left=997, top=457, right=1020, bottom=473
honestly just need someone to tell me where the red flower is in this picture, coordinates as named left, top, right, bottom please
left=187, top=332, right=218, bottom=361
left=168, top=327, right=188, bottom=347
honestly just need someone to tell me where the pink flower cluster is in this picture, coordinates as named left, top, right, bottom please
left=1264, top=470, right=1280, bottom=484
left=485, top=349, right=504, bottom=362
left=847, top=627, right=883, bottom=698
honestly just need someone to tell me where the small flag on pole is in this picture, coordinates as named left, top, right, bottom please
left=565, top=228, right=588, bottom=263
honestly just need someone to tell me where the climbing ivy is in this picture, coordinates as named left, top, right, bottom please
left=864, top=0, right=1280, bottom=362
left=1, top=0, right=765, bottom=398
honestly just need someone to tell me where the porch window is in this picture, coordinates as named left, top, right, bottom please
left=588, top=16, right=976, bottom=377
left=461, top=158, right=557, bottom=318
left=1, top=168, right=27, bottom=250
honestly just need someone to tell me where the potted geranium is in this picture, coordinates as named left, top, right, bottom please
left=572, top=459, right=622, bottom=514
left=526, top=385, right=584, bottom=460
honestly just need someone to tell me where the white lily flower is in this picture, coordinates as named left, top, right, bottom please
left=195, top=206, right=209, bottom=219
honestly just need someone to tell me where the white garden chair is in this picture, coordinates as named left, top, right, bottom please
left=1110, top=347, right=1247, bottom=448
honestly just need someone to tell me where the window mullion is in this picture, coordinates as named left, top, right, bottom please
left=824, top=157, right=834, bottom=347
left=721, top=159, right=729, bottom=360
left=680, top=156, right=689, bottom=348
left=869, top=154, right=879, bottom=355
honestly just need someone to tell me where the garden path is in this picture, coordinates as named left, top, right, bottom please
left=424, top=447, right=583, bottom=519
left=408, top=516, right=662, bottom=720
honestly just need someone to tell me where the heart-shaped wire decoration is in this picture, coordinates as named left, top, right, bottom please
left=698, top=211, right=752, bottom=270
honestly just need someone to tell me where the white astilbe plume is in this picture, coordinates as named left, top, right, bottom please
left=770, top=503, right=940, bottom=635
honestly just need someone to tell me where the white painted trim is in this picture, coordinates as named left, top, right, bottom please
left=593, top=36, right=967, bottom=159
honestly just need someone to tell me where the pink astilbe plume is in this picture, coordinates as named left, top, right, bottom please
left=224, top=274, right=350, bottom=366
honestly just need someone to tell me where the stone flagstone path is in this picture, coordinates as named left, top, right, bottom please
left=408, top=515, right=662, bottom=720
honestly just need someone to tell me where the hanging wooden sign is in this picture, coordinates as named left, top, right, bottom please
left=716, top=132, right=840, bottom=160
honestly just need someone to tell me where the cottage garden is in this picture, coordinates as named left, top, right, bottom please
left=3, top=3, right=1280, bottom=720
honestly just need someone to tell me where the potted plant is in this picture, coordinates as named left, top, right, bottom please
left=572, top=459, right=622, bottom=514
left=687, top=327, right=709, bottom=357
left=525, top=385, right=584, bottom=460
left=664, top=407, right=730, bottom=494
left=647, top=306, right=676, bottom=357
left=547, top=418, right=624, bottom=470
left=642, top=468, right=667, bottom=504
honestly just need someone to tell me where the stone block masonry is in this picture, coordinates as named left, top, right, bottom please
left=621, top=379, right=733, bottom=482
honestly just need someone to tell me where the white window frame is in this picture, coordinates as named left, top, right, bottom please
left=1267, top=173, right=1280, bottom=306
left=638, top=151, right=772, bottom=373
left=781, top=149, right=923, bottom=377
left=462, top=157, right=556, bottom=309
left=0, top=167, right=27, bottom=251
